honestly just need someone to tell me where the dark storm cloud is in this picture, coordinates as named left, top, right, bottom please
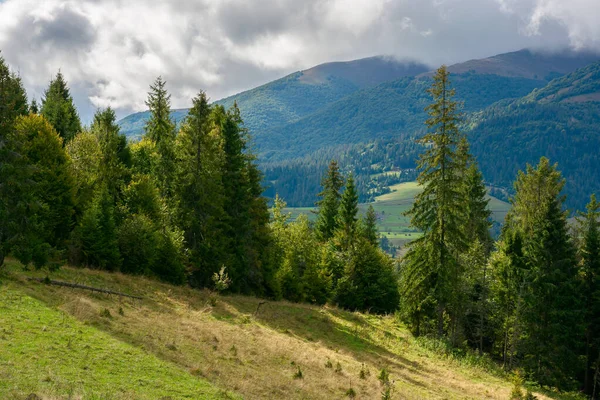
left=0, top=0, right=598, bottom=122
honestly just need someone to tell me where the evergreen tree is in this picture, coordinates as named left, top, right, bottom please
left=144, top=77, right=176, bottom=200
left=13, top=115, right=75, bottom=250
left=464, top=163, right=492, bottom=252
left=493, top=158, right=583, bottom=388
left=219, top=103, right=274, bottom=294
left=91, top=107, right=129, bottom=198
left=315, top=160, right=344, bottom=241
left=577, top=194, right=600, bottom=396
left=400, top=65, right=468, bottom=336
left=41, top=72, right=81, bottom=142
left=29, top=98, right=39, bottom=114
left=335, top=239, right=400, bottom=314
left=360, top=205, right=379, bottom=246
left=175, top=91, right=227, bottom=287
left=0, top=55, right=29, bottom=267
left=72, top=186, right=121, bottom=271
left=335, top=174, right=359, bottom=252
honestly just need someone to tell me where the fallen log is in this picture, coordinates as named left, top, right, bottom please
left=27, top=277, right=143, bottom=300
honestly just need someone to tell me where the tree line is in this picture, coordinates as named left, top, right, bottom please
left=0, top=54, right=399, bottom=312
left=400, top=66, right=600, bottom=397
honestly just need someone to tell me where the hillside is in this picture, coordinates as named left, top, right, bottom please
left=256, top=72, right=546, bottom=162
left=437, top=48, right=600, bottom=80
left=468, top=61, right=600, bottom=210
left=0, top=261, right=558, bottom=400
left=118, top=56, right=430, bottom=140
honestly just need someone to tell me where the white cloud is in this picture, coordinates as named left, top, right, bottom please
left=0, top=0, right=598, bottom=122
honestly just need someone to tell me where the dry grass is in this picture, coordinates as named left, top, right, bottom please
left=2, top=261, right=558, bottom=400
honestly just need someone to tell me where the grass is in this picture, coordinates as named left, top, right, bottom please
left=0, top=260, right=560, bottom=400
left=285, top=181, right=511, bottom=250
left=0, top=278, right=234, bottom=399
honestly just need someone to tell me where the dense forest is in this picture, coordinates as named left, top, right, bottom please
left=2, top=52, right=600, bottom=397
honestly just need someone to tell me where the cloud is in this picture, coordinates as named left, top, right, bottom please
left=0, top=0, right=598, bottom=122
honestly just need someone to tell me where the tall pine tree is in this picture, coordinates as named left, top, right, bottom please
left=577, top=194, right=600, bottom=396
left=144, top=77, right=176, bottom=200
left=0, top=55, right=30, bottom=267
left=315, top=160, right=344, bottom=241
left=400, top=65, right=468, bottom=337
left=41, top=72, right=81, bottom=143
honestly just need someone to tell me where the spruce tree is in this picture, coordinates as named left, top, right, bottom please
left=400, top=65, right=468, bottom=336
left=315, top=160, right=344, bottom=241
left=144, top=76, right=176, bottom=199
left=41, top=72, right=81, bottom=142
left=577, top=194, right=600, bottom=395
left=360, top=205, right=379, bottom=246
left=0, top=56, right=30, bottom=267
left=335, top=174, right=359, bottom=252
left=495, top=158, right=583, bottom=388
left=29, top=98, right=39, bottom=114
left=13, top=115, right=75, bottom=250
left=91, top=107, right=128, bottom=198
left=175, top=91, right=227, bottom=287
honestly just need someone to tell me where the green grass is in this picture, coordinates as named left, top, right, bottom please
left=0, top=280, right=235, bottom=400
left=0, top=261, right=567, bottom=399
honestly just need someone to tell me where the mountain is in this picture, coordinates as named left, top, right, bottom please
left=468, top=61, right=600, bottom=210
left=117, top=56, right=430, bottom=140
left=432, top=48, right=600, bottom=80
left=256, top=72, right=547, bottom=162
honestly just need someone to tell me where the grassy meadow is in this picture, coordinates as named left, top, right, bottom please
left=0, top=260, right=560, bottom=400
left=285, top=181, right=511, bottom=249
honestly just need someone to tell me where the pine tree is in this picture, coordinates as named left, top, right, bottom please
left=400, top=65, right=468, bottom=337
left=335, top=174, right=359, bottom=252
left=29, top=98, right=39, bottom=114
left=464, top=162, right=492, bottom=251
left=315, top=160, right=344, bottom=241
left=144, top=76, right=176, bottom=199
left=13, top=115, right=75, bottom=250
left=0, top=55, right=29, bottom=267
left=335, top=238, right=400, bottom=314
left=493, top=158, right=583, bottom=388
left=577, top=194, right=600, bottom=396
left=360, top=205, right=379, bottom=246
left=41, top=72, right=81, bottom=142
left=72, top=186, right=121, bottom=270
left=176, top=91, right=227, bottom=286
left=91, top=107, right=128, bottom=199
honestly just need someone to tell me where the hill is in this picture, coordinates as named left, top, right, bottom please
left=0, top=261, right=559, bottom=400
left=437, top=48, right=600, bottom=80
left=118, top=56, right=430, bottom=140
left=469, top=61, right=600, bottom=211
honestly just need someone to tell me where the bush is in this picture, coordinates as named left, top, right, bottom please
left=118, top=214, right=159, bottom=275
left=334, top=240, right=400, bottom=314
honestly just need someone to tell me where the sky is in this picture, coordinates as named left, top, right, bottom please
left=0, top=0, right=599, bottom=123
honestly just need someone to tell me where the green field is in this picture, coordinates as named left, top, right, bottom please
left=0, top=261, right=556, bottom=400
left=285, top=181, right=511, bottom=250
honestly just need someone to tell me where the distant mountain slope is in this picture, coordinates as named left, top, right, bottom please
left=435, top=48, right=600, bottom=80
left=118, top=56, right=430, bottom=139
left=257, top=73, right=547, bottom=161
left=469, top=61, right=600, bottom=210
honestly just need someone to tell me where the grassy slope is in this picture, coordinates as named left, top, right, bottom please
left=0, top=261, right=556, bottom=400
left=0, top=279, right=234, bottom=399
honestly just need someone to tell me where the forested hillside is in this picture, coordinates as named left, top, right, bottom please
left=469, top=61, right=600, bottom=210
